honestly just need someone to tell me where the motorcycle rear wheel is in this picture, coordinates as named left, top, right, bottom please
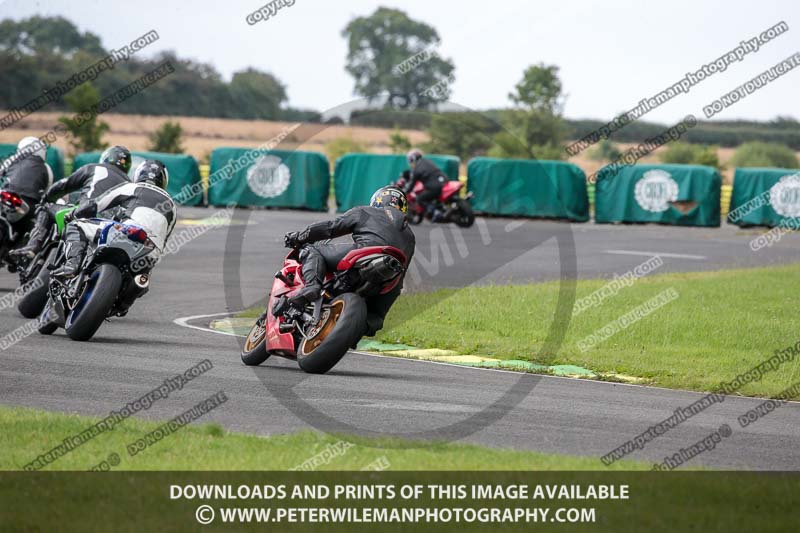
left=297, top=293, right=366, bottom=374
left=241, top=311, right=271, bottom=366
left=454, top=199, right=475, bottom=228
left=65, top=264, right=122, bottom=341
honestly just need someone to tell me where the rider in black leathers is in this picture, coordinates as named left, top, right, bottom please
left=10, top=145, right=131, bottom=260
left=0, top=137, right=53, bottom=240
left=402, top=148, right=447, bottom=221
left=283, top=186, right=415, bottom=336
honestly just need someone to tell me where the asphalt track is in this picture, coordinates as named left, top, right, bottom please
left=1, top=207, right=799, bottom=470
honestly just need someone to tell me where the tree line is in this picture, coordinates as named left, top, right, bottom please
left=1, top=11, right=797, bottom=166
left=0, top=16, right=319, bottom=122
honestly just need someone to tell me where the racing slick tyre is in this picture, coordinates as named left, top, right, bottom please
left=297, top=292, right=367, bottom=375
left=408, top=212, right=424, bottom=225
left=241, top=311, right=271, bottom=366
left=65, top=264, right=122, bottom=341
left=454, top=199, right=475, bottom=228
left=17, top=249, right=56, bottom=319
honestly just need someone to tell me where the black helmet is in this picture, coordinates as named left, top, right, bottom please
left=133, top=159, right=169, bottom=190
left=406, top=148, right=423, bottom=165
left=370, top=185, right=408, bottom=214
left=99, top=146, right=132, bottom=174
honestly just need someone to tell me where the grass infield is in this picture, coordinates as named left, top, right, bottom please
left=0, top=405, right=646, bottom=471
left=377, top=263, right=800, bottom=398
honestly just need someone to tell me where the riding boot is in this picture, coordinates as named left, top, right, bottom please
left=9, top=208, right=51, bottom=259
left=287, top=247, right=324, bottom=307
left=50, top=227, right=87, bottom=279
left=426, top=203, right=444, bottom=222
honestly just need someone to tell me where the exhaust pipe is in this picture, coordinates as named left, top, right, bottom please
left=134, top=274, right=149, bottom=289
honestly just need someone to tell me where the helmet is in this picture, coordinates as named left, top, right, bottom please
left=133, top=159, right=169, bottom=190
left=17, top=136, right=47, bottom=160
left=370, top=185, right=407, bottom=214
left=406, top=149, right=423, bottom=166
left=99, top=146, right=132, bottom=174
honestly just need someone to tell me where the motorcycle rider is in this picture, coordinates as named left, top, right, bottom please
left=0, top=136, right=53, bottom=238
left=401, top=148, right=447, bottom=222
left=10, top=145, right=132, bottom=260
left=51, top=159, right=176, bottom=279
left=283, top=186, right=415, bottom=337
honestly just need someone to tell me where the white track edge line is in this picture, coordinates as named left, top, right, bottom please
left=173, top=311, right=800, bottom=403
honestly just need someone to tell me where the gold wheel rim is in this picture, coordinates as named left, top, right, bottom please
left=244, top=315, right=266, bottom=352
left=300, top=300, right=345, bottom=356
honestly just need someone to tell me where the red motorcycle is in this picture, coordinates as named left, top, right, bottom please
left=395, top=176, right=475, bottom=227
left=241, top=245, right=407, bottom=374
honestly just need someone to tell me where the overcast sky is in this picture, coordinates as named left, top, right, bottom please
left=2, top=0, right=798, bottom=123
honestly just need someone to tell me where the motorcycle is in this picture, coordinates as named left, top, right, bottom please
left=16, top=203, right=73, bottom=318
left=39, top=218, right=155, bottom=341
left=241, top=245, right=408, bottom=374
left=0, top=189, right=31, bottom=273
left=395, top=176, right=475, bottom=227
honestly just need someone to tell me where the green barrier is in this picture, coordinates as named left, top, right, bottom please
left=595, top=164, right=720, bottom=226
left=0, top=144, right=65, bottom=181
left=208, top=148, right=328, bottom=211
left=72, top=151, right=203, bottom=206
left=728, top=167, right=800, bottom=227
left=334, top=153, right=460, bottom=212
left=466, top=157, right=589, bottom=221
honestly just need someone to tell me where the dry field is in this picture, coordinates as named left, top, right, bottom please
left=1, top=111, right=796, bottom=183
left=0, top=111, right=429, bottom=163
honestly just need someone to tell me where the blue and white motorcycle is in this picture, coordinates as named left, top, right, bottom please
left=40, top=219, right=156, bottom=341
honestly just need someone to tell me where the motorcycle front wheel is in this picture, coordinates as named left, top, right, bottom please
left=297, top=293, right=367, bottom=374
left=65, top=264, right=122, bottom=341
left=241, top=311, right=271, bottom=366
left=17, top=249, right=56, bottom=318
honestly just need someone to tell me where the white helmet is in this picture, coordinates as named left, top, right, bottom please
left=17, top=136, right=47, bottom=160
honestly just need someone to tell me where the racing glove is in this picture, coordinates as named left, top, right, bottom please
left=284, top=231, right=301, bottom=249
left=66, top=201, right=98, bottom=223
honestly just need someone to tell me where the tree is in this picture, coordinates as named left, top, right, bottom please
left=388, top=127, right=411, bottom=154
left=0, top=15, right=104, bottom=56
left=509, top=64, right=563, bottom=112
left=659, top=142, right=719, bottom=167
left=730, top=142, right=798, bottom=168
left=425, top=112, right=495, bottom=161
left=229, top=68, right=287, bottom=120
left=57, top=82, right=108, bottom=154
left=148, top=121, right=184, bottom=153
left=489, top=64, right=567, bottom=160
left=342, top=7, right=455, bottom=109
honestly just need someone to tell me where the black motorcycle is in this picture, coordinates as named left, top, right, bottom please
left=14, top=204, right=75, bottom=318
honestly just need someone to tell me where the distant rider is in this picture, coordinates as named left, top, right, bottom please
left=52, top=159, right=176, bottom=279
left=401, top=149, right=447, bottom=221
left=283, top=186, right=416, bottom=336
left=0, top=136, right=53, bottom=239
left=11, top=145, right=132, bottom=260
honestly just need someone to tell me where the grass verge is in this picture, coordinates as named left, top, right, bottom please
left=0, top=405, right=646, bottom=471
left=377, top=264, right=800, bottom=398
